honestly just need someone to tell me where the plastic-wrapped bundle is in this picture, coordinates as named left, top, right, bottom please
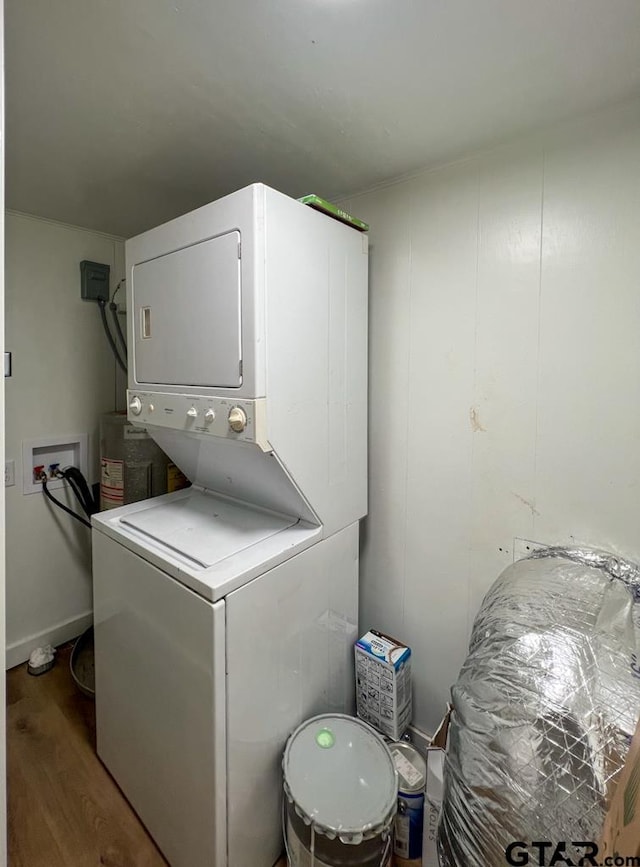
left=439, top=548, right=640, bottom=867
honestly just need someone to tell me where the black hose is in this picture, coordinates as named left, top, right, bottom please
left=65, top=475, right=89, bottom=516
left=61, top=467, right=98, bottom=517
left=41, top=477, right=92, bottom=530
left=109, top=301, right=127, bottom=355
left=98, top=299, right=127, bottom=374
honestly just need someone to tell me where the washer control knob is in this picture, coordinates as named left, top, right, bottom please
left=129, top=396, right=142, bottom=416
left=148, top=403, right=155, bottom=413
left=228, top=406, right=247, bottom=432
left=204, top=409, right=216, bottom=424
left=187, top=406, right=198, bottom=419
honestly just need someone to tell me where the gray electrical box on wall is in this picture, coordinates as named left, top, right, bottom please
left=80, top=260, right=110, bottom=301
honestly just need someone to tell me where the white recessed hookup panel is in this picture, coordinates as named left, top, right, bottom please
left=22, top=433, right=88, bottom=495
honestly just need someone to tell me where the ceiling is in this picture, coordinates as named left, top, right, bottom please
left=6, top=0, right=640, bottom=238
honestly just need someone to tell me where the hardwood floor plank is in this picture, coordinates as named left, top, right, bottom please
left=7, top=760, right=66, bottom=867
left=8, top=645, right=168, bottom=867
left=7, top=643, right=289, bottom=867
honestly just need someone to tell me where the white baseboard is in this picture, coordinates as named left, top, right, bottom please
left=407, top=723, right=431, bottom=757
left=6, top=610, right=93, bottom=670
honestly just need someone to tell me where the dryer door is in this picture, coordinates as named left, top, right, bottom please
left=132, top=230, right=242, bottom=388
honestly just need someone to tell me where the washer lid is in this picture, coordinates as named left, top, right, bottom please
left=283, top=714, right=397, bottom=844
left=120, top=490, right=296, bottom=568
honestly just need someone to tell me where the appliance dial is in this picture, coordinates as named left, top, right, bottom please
left=204, top=409, right=216, bottom=424
left=148, top=404, right=155, bottom=413
left=228, top=406, right=247, bottom=432
left=187, top=407, right=198, bottom=419
left=129, top=396, right=142, bottom=416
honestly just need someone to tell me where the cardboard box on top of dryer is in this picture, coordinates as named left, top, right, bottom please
left=422, top=705, right=452, bottom=867
left=355, top=629, right=411, bottom=739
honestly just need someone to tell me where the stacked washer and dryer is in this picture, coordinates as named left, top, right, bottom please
left=91, top=184, right=368, bottom=867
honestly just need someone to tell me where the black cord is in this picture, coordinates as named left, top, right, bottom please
left=109, top=301, right=127, bottom=355
left=109, top=279, right=127, bottom=354
left=41, top=477, right=92, bottom=530
left=98, top=299, right=127, bottom=374
left=111, top=278, right=125, bottom=304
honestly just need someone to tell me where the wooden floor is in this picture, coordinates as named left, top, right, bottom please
left=7, top=644, right=287, bottom=866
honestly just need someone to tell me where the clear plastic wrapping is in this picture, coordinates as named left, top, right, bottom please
left=439, top=548, right=640, bottom=867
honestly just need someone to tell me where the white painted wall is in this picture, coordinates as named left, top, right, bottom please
left=342, top=102, right=640, bottom=735
left=5, top=213, right=124, bottom=667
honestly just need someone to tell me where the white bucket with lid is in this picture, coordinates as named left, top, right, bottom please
left=283, top=713, right=397, bottom=867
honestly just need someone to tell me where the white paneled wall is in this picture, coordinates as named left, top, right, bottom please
left=343, top=103, right=640, bottom=734
left=5, top=213, right=124, bottom=666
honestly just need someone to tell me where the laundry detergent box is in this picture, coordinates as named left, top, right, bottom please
left=355, top=629, right=412, bottom=739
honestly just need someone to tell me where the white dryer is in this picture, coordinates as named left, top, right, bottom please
left=91, top=184, right=368, bottom=867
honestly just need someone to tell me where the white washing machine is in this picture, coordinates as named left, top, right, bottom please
left=91, top=184, right=368, bottom=867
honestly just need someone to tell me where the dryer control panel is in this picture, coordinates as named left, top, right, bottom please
left=127, top=391, right=270, bottom=451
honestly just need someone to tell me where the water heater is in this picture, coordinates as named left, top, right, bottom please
left=99, top=412, right=188, bottom=510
